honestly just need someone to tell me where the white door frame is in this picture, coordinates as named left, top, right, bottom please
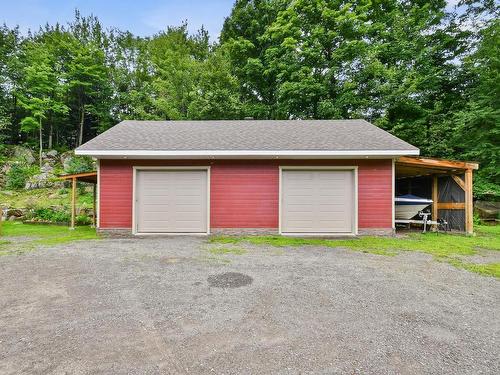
left=279, top=166, right=358, bottom=236
left=132, top=166, right=211, bottom=235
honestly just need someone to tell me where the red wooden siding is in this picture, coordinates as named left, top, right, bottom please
left=357, top=160, right=393, bottom=228
left=211, top=163, right=279, bottom=228
left=99, top=160, right=133, bottom=228
left=98, top=159, right=393, bottom=230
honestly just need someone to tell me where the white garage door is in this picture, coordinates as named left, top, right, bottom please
left=281, top=169, right=355, bottom=234
left=136, top=169, right=208, bottom=233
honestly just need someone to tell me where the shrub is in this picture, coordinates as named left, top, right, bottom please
left=64, top=155, right=95, bottom=174
left=76, top=215, right=91, bottom=225
left=29, top=207, right=70, bottom=223
left=5, top=164, right=39, bottom=190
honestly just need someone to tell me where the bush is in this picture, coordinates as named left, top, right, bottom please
left=76, top=215, right=91, bottom=225
left=64, top=155, right=95, bottom=174
left=5, top=164, right=39, bottom=190
left=29, top=207, right=70, bottom=223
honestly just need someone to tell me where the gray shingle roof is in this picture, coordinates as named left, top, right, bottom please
left=76, top=120, right=418, bottom=155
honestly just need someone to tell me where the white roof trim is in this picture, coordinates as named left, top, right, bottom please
left=75, top=149, right=419, bottom=158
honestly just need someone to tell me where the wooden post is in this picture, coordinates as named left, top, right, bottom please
left=465, top=169, right=473, bottom=234
left=432, top=175, right=438, bottom=222
left=92, top=183, right=96, bottom=228
left=70, top=177, right=76, bottom=230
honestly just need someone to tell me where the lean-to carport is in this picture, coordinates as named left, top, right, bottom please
left=395, top=157, right=479, bottom=234
left=59, top=171, right=97, bottom=229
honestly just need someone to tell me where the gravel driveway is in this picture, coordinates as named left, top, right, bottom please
left=0, top=237, right=498, bottom=374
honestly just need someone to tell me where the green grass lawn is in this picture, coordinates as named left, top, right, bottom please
left=211, top=225, right=500, bottom=278
left=0, top=221, right=99, bottom=256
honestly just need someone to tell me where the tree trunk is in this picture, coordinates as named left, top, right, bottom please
left=78, top=104, right=84, bottom=146
left=48, top=116, right=53, bottom=149
left=11, top=94, right=18, bottom=142
left=39, top=117, right=43, bottom=168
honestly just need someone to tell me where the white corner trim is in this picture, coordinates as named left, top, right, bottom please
left=75, top=149, right=420, bottom=158
left=278, top=166, right=359, bottom=235
left=132, top=166, right=211, bottom=235
left=96, top=159, right=100, bottom=229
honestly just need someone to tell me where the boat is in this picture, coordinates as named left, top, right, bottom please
left=395, top=194, right=433, bottom=220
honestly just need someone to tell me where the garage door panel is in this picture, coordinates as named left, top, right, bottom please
left=282, top=170, right=354, bottom=233
left=136, top=170, right=207, bottom=233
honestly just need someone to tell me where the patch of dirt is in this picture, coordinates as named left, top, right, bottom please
left=207, top=272, right=253, bottom=288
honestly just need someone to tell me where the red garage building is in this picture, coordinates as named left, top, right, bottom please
left=76, top=120, right=419, bottom=236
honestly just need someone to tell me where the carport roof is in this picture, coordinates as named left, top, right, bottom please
left=75, top=120, right=419, bottom=158
left=396, top=156, right=478, bottom=178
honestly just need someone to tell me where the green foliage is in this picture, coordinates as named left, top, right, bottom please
left=450, top=19, right=500, bottom=200
left=29, top=207, right=71, bottom=223
left=0, top=187, right=93, bottom=211
left=0, top=4, right=498, bottom=198
left=64, top=155, right=95, bottom=174
left=76, top=215, right=91, bottom=225
left=5, top=164, right=38, bottom=190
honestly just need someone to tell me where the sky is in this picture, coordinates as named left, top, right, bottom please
left=0, top=0, right=235, bottom=41
left=1, top=0, right=461, bottom=42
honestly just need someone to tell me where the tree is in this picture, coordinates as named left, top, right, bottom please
left=187, top=48, right=242, bottom=119
left=0, top=24, right=22, bottom=144
left=221, top=0, right=290, bottom=118
left=148, top=25, right=242, bottom=120
left=18, top=42, right=68, bottom=165
left=451, top=19, right=500, bottom=198
left=65, top=36, right=110, bottom=146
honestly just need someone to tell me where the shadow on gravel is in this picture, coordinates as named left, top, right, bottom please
left=207, top=272, right=253, bottom=288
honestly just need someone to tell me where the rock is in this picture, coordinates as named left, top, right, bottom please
left=6, top=208, right=24, bottom=217
left=475, top=201, right=500, bottom=221
left=8, top=215, right=16, bottom=221
left=61, top=152, right=74, bottom=171
left=25, top=172, right=52, bottom=189
left=1, top=164, right=11, bottom=174
left=12, top=146, right=36, bottom=165
left=41, top=163, right=54, bottom=173
left=77, top=207, right=94, bottom=216
left=46, top=150, right=58, bottom=157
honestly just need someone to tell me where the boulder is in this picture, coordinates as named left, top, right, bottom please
left=46, top=149, right=58, bottom=158
left=61, top=152, right=74, bottom=171
left=12, top=146, right=36, bottom=165
left=41, top=163, right=54, bottom=173
left=24, top=172, right=57, bottom=189
left=1, top=163, right=11, bottom=174
left=77, top=207, right=94, bottom=216
left=475, top=201, right=500, bottom=221
left=6, top=208, right=24, bottom=217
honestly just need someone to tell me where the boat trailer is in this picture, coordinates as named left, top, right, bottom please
left=395, top=211, right=448, bottom=233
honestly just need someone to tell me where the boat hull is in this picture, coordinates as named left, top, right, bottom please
left=395, top=204, right=432, bottom=220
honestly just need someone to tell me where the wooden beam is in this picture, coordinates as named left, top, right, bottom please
left=70, top=177, right=76, bottom=230
left=451, top=175, right=465, bottom=190
left=59, top=171, right=97, bottom=180
left=397, top=156, right=479, bottom=170
left=432, top=175, right=438, bottom=221
left=436, top=202, right=465, bottom=209
left=465, top=169, right=473, bottom=234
